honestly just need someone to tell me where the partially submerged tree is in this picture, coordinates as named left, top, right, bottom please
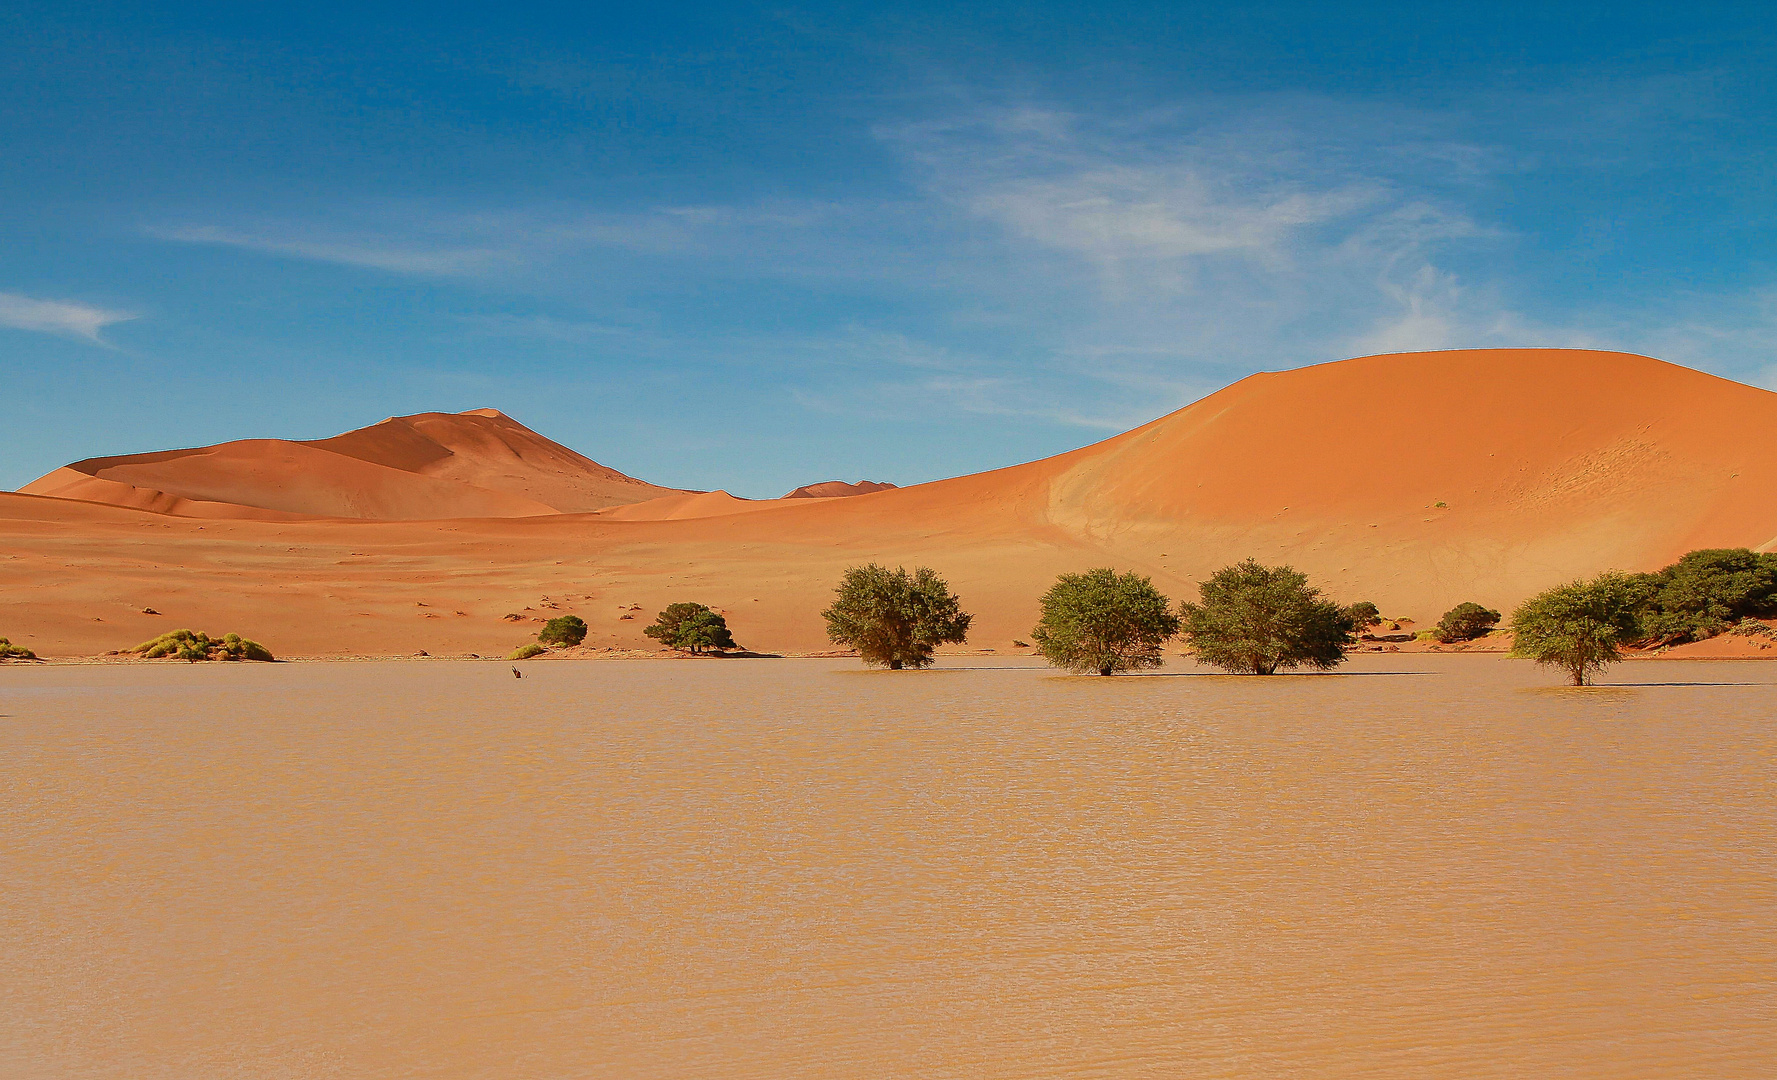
left=822, top=564, right=970, bottom=669
left=1509, top=572, right=1641, bottom=685
left=131, top=629, right=274, bottom=662
left=1435, top=602, right=1501, bottom=643
left=1031, top=568, right=1180, bottom=675
left=1179, top=560, right=1355, bottom=675
left=537, top=614, right=588, bottom=647
left=644, top=602, right=739, bottom=654
left=1346, top=601, right=1382, bottom=635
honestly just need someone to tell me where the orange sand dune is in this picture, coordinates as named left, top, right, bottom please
left=782, top=479, right=897, bottom=499
left=7, top=349, right=1777, bottom=659
left=19, top=409, right=683, bottom=520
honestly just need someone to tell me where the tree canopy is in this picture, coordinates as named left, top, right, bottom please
left=1031, top=568, right=1180, bottom=675
left=821, top=564, right=970, bottom=669
left=537, top=614, right=588, bottom=647
left=1179, top=560, right=1355, bottom=675
left=1509, top=572, right=1641, bottom=685
left=644, top=603, right=739, bottom=653
left=1627, top=548, right=1777, bottom=644
left=1435, top=602, right=1501, bottom=643
left=1346, top=601, right=1381, bottom=634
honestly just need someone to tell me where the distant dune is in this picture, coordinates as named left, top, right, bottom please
left=7, top=349, right=1777, bottom=658
left=19, top=409, right=682, bottom=520
left=782, top=480, right=897, bottom=499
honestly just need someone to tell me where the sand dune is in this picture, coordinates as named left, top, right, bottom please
left=19, top=409, right=682, bottom=520
left=7, top=349, right=1777, bottom=658
left=782, top=480, right=897, bottom=499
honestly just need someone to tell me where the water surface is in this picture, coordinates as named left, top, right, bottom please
left=2, top=656, right=1772, bottom=1078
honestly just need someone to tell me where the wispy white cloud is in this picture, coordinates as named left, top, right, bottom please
left=0, top=291, right=136, bottom=343
left=149, top=224, right=507, bottom=275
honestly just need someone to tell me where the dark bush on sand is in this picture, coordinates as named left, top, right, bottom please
left=537, top=615, right=588, bottom=647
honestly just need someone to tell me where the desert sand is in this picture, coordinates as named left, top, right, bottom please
left=6, top=348, right=1777, bottom=659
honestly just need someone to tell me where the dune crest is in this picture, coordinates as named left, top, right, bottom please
left=782, top=480, right=897, bottom=499
left=21, top=409, right=684, bottom=520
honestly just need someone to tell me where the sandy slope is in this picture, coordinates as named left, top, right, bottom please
left=6, top=349, right=1777, bottom=659
left=782, top=480, right=897, bottom=499
left=19, top=409, right=682, bottom=520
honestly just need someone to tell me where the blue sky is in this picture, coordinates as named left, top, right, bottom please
left=3, top=1, right=1774, bottom=497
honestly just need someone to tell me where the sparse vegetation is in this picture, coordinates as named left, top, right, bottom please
left=508, top=642, right=547, bottom=661
left=1627, top=548, right=1777, bottom=645
left=1435, top=602, right=1501, bottom=643
left=1179, top=560, right=1356, bottom=675
left=822, top=564, right=971, bottom=669
left=1510, top=572, right=1641, bottom=685
left=537, top=614, right=588, bottom=647
left=1031, top=568, right=1179, bottom=675
left=0, top=638, right=37, bottom=661
left=131, top=629, right=274, bottom=662
left=1347, top=601, right=1381, bottom=634
left=643, top=602, right=739, bottom=653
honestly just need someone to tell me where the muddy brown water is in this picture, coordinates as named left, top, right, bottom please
left=2, top=655, right=1773, bottom=1079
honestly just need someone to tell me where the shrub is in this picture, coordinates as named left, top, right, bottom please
left=0, top=638, right=37, bottom=660
left=131, top=629, right=274, bottom=662
left=1031, top=568, right=1180, bottom=675
left=1509, top=572, right=1641, bottom=685
left=822, top=564, right=971, bottom=669
left=643, top=603, right=739, bottom=654
left=1435, top=602, right=1501, bottom=643
left=1179, top=560, right=1356, bottom=675
left=1629, top=548, right=1777, bottom=645
left=508, top=642, right=547, bottom=661
left=1347, top=601, right=1381, bottom=634
left=537, top=614, right=588, bottom=647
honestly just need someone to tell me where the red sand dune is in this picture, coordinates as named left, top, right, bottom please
left=7, top=349, right=1777, bottom=658
left=782, top=479, right=897, bottom=499
left=19, top=409, right=681, bottom=520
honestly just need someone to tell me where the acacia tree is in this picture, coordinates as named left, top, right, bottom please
left=538, top=614, right=588, bottom=647
left=1347, top=601, right=1382, bottom=635
left=1032, top=568, right=1180, bottom=675
left=644, top=603, right=739, bottom=654
left=1435, top=602, right=1500, bottom=643
left=1509, top=572, right=1641, bottom=685
left=1179, top=560, right=1355, bottom=675
left=821, top=564, right=970, bottom=669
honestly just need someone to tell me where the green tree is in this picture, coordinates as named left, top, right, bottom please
left=1179, top=560, right=1356, bottom=675
left=644, top=602, right=739, bottom=654
left=1509, top=572, right=1642, bottom=685
left=1630, top=548, right=1777, bottom=644
left=821, top=564, right=971, bottom=669
left=1347, top=601, right=1381, bottom=634
left=0, top=638, right=37, bottom=660
left=1435, top=602, right=1501, bottom=643
left=537, top=614, right=588, bottom=647
left=1031, top=568, right=1180, bottom=675
left=131, top=629, right=273, bottom=662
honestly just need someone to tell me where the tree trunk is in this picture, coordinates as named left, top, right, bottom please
left=889, top=659, right=903, bottom=670
left=1099, top=666, right=1113, bottom=677
left=1570, top=665, right=1585, bottom=686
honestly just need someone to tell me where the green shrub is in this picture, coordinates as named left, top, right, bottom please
left=1347, top=601, right=1381, bottom=633
left=1031, top=568, right=1179, bottom=675
left=1510, top=572, right=1641, bottom=685
left=822, top=564, right=971, bottom=669
left=1628, top=548, right=1777, bottom=644
left=1435, top=602, right=1501, bottom=643
left=1179, top=560, right=1355, bottom=675
left=131, top=629, right=274, bottom=662
left=643, top=602, right=739, bottom=653
left=537, top=614, right=588, bottom=647
left=0, top=638, right=37, bottom=660
left=508, top=642, right=547, bottom=661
